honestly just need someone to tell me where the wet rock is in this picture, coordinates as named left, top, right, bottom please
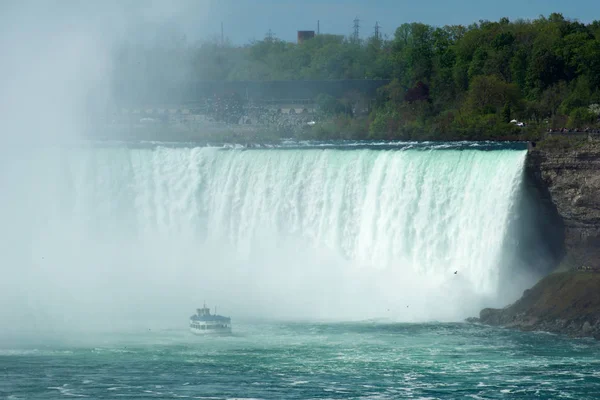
left=471, top=271, right=600, bottom=339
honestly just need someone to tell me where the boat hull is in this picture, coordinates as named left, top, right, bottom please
left=190, top=327, right=232, bottom=335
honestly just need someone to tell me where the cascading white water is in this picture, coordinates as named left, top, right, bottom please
left=0, top=145, right=532, bottom=330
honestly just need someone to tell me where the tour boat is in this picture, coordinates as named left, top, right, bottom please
left=189, top=304, right=232, bottom=335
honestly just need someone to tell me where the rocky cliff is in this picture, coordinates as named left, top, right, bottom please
left=471, top=139, right=600, bottom=337
left=526, top=141, right=600, bottom=269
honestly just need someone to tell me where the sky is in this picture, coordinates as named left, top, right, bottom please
left=150, top=0, right=600, bottom=45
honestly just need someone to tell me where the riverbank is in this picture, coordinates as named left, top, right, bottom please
left=88, top=121, right=545, bottom=145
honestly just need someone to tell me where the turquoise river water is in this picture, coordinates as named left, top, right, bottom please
left=2, top=322, right=600, bottom=399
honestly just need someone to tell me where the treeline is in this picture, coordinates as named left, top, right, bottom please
left=113, top=13, right=600, bottom=140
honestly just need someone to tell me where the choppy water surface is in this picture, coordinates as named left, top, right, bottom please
left=2, top=322, right=600, bottom=399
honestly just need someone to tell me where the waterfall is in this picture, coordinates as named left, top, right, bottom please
left=0, top=145, right=532, bottom=328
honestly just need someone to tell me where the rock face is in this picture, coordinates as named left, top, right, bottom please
left=471, top=141, right=600, bottom=338
left=471, top=271, right=600, bottom=338
left=526, top=143, right=600, bottom=268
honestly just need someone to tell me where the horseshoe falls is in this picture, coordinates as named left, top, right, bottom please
left=0, top=144, right=541, bottom=333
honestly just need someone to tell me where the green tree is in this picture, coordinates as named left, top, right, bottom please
left=502, top=102, right=511, bottom=122
left=466, top=75, right=520, bottom=115
left=567, top=107, right=595, bottom=128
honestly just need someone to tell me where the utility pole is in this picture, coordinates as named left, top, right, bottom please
left=353, top=17, right=360, bottom=43
left=221, top=22, right=224, bottom=46
left=374, top=21, right=381, bottom=41
left=317, top=20, right=320, bottom=35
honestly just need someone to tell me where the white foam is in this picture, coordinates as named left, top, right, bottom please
left=0, top=146, right=530, bottom=328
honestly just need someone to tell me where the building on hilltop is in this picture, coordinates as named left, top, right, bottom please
left=297, top=30, right=315, bottom=44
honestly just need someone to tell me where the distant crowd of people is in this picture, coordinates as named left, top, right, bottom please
left=548, top=128, right=600, bottom=134
left=577, top=265, right=598, bottom=272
